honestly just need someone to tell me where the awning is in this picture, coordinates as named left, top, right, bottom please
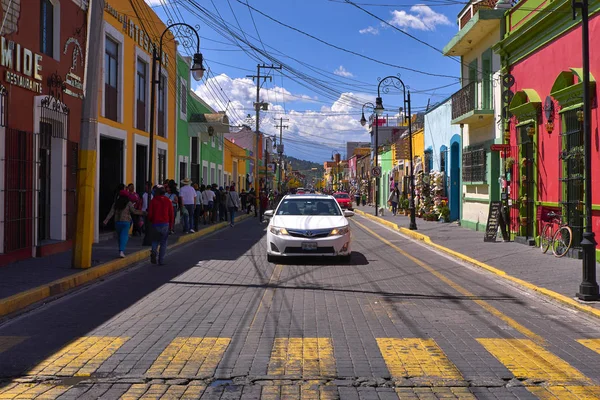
left=189, top=112, right=230, bottom=140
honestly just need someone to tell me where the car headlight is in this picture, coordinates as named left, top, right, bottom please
left=270, top=226, right=289, bottom=236
left=330, top=226, right=349, bottom=236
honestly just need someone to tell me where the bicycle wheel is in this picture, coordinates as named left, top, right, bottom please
left=540, top=224, right=553, bottom=254
left=552, top=226, right=572, bottom=258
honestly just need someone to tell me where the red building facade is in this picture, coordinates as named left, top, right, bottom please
left=498, top=0, right=600, bottom=257
left=0, top=0, right=87, bottom=265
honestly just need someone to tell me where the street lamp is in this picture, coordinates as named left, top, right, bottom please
left=376, top=75, right=417, bottom=230
left=360, top=102, right=378, bottom=216
left=148, top=23, right=204, bottom=193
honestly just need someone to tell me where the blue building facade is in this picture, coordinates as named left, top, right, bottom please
left=423, top=98, right=462, bottom=221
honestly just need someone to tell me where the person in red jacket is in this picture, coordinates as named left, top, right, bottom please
left=147, top=185, right=174, bottom=265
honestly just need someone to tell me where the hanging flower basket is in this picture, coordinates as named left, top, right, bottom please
left=526, top=126, right=535, bottom=137
left=546, top=122, right=554, bottom=133
left=505, top=157, right=515, bottom=169
left=521, top=175, right=527, bottom=182
left=504, top=130, right=511, bottom=141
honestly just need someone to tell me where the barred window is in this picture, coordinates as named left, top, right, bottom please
left=462, top=145, right=486, bottom=182
left=424, top=149, right=433, bottom=174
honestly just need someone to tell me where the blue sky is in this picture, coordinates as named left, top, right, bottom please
left=146, top=0, right=466, bottom=162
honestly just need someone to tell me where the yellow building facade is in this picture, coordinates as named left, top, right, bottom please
left=224, top=139, right=248, bottom=191
left=96, top=1, right=177, bottom=240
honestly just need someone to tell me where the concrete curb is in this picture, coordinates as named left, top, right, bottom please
left=354, top=209, right=600, bottom=320
left=0, top=214, right=253, bottom=319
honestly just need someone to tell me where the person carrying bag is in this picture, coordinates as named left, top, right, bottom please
left=226, top=184, right=242, bottom=227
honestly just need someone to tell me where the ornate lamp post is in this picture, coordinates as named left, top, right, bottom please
left=375, top=75, right=417, bottom=230
left=360, top=102, right=378, bottom=216
left=149, top=23, right=205, bottom=191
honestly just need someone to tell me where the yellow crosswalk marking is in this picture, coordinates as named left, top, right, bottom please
left=267, top=338, right=336, bottom=378
left=28, top=336, right=128, bottom=377
left=376, top=338, right=463, bottom=384
left=260, top=384, right=339, bottom=399
left=395, top=387, right=476, bottom=399
left=478, top=338, right=600, bottom=399
left=0, top=383, right=70, bottom=399
left=0, top=337, right=26, bottom=354
left=478, top=339, right=588, bottom=384
left=578, top=338, right=600, bottom=356
left=146, top=337, right=230, bottom=377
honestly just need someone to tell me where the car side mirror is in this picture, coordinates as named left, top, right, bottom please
left=264, top=210, right=274, bottom=219
left=344, top=210, right=354, bottom=218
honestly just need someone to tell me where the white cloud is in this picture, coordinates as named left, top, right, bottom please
left=359, top=26, right=379, bottom=35
left=388, top=5, right=451, bottom=31
left=333, top=66, right=354, bottom=78
left=193, top=76, right=371, bottom=161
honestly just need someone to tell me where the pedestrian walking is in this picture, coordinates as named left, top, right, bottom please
left=147, top=185, right=173, bottom=265
left=166, top=184, right=178, bottom=234
left=179, top=178, right=196, bottom=233
left=226, top=184, right=242, bottom=227
left=193, top=183, right=203, bottom=231
left=103, top=188, right=145, bottom=258
left=127, top=183, right=143, bottom=236
left=361, top=193, right=367, bottom=206
left=240, top=189, right=247, bottom=212
left=247, top=188, right=256, bottom=216
left=259, top=190, right=269, bottom=223
left=201, top=184, right=215, bottom=224
left=388, top=187, right=400, bottom=216
left=219, top=186, right=228, bottom=222
left=211, top=184, right=220, bottom=223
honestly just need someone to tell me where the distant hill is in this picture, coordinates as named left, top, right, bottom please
left=284, top=156, right=324, bottom=187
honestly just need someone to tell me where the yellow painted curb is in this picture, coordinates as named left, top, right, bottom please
left=354, top=209, right=600, bottom=320
left=0, top=214, right=253, bottom=318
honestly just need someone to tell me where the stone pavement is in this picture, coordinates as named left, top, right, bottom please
left=0, top=215, right=258, bottom=301
left=1, top=216, right=600, bottom=398
left=353, top=205, right=600, bottom=311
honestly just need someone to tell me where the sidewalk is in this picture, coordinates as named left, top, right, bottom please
left=0, top=214, right=255, bottom=318
left=353, top=205, right=600, bottom=314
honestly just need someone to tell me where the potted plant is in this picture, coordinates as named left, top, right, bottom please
left=505, top=157, right=515, bottom=169
left=521, top=157, right=528, bottom=166
left=521, top=175, right=527, bottom=182
left=520, top=217, right=528, bottom=226
left=439, top=206, right=450, bottom=222
left=402, top=199, right=410, bottom=215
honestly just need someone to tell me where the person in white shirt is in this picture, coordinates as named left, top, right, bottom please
left=179, top=178, right=197, bottom=233
left=201, top=184, right=215, bottom=224
left=193, top=183, right=202, bottom=231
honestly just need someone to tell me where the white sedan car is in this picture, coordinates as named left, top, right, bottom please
left=264, top=194, right=353, bottom=262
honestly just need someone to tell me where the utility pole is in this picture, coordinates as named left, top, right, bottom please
left=247, top=64, right=282, bottom=195
left=573, top=0, right=599, bottom=301
left=72, top=0, right=105, bottom=269
left=274, top=117, right=288, bottom=193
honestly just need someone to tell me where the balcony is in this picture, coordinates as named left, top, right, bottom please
left=443, top=0, right=505, bottom=57
left=451, top=81, right=494, bottom=126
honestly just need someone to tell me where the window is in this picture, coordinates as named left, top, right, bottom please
left=211, top=133, right=215, bottom=147
left=276, top=199, right=341, bottom=216
left=440, top=149, right=447, bottom=173
left=158, top=74, right=166, bottom=137
left=560, top=110, right=584, bottom=246
left=462, top=145, right=486, bottom=183
left=179, top=162, right=186, bottom=182
left=180, top=80, right=187, bottom=118
left=104, top=37, right=119, bottom=121
left=191, top=137, right=199, bottom=184
left=158, top=149, right=167, bottom=184
left=40, top=0, right=54, bottom=57
left=136, top=59, right=147, bottom=131
left=202, top=165, right=208, bottom=185
left=218, top=134, right=222, bottom=150
left=424, top=149, right=433, bottom=174
left=210, top=167, right=216, bottom=185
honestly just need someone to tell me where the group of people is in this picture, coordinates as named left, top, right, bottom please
left=103, top=179, right=280, bottom=265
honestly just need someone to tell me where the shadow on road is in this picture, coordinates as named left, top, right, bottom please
left=0, top=218, right=266, bottom=382
left=274, top=251, right=369, bottom=266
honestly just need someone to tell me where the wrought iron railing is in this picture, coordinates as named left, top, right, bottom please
left=459, top=0, right=498, bottom=29
left=451, top=81, right=476, bottom=120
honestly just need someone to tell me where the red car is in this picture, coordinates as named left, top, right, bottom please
left=333, top=192, right=353, bottom=210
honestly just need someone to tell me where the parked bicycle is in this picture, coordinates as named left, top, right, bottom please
left=540, top=211, right=572, bottom=257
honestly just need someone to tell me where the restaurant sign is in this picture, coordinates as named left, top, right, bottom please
left=1, top=37, right=43, bottom=93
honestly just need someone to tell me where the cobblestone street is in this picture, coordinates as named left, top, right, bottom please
left=1, top=215, right=600, bottom=399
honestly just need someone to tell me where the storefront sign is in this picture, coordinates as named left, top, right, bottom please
left=63, top=38, right=84, bottom=99
left=1, top=37, right=43, bottom=93
left=105, top=2, right=169, bottom=67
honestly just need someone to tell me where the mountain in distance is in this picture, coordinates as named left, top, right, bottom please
left=284, top=156, right=324, bottom=186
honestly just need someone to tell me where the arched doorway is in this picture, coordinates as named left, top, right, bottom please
left=450, top=137, right=460, bottom=221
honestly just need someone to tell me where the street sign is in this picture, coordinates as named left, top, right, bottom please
left=371, top=166, right=382, bottom=177
left=490, top=144, right=511, bottom=151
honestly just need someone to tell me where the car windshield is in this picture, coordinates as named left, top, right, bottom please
left=276, top=199, right=342, bottom=216
left=333, top=194, right=349, bottom=199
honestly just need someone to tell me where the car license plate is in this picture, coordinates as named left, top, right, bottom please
left=302, top=242, right=317, bottom=250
